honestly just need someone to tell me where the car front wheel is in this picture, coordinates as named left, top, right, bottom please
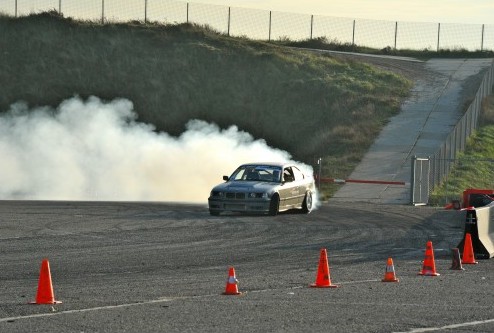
left=269, top=194, right=280, bottom=216
left=302, top=191, right=313, bottom=214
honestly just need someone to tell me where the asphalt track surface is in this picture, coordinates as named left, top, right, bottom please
left=1, top=200, right=494, bottom=332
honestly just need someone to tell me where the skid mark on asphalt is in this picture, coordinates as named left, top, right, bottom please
left=393, top=318, right=494, bottom=332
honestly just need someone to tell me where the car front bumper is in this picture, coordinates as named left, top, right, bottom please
left=208, top=197, right=271, bottom=214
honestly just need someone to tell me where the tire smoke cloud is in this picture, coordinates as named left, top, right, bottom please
left=0, top=96, right=315, bottom=203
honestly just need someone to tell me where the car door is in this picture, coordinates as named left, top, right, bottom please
left=279, top=167, right=300, bottom=208
left=291, top=166, right=307, bottom=205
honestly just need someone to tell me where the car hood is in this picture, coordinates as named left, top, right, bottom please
left=212, top=181, right=278, bottom=192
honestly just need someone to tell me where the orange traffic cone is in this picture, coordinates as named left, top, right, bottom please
left=418, top=241, right=440, bottom=276
left=461, top=233, right=478, bottom=265
left=310, top=248, right=339, bottom=288
left=223, top=266, right=241, bottom=295
left=382, top=257, right=399, bottom=282
left=30, top=259, right=62, bottom=304
left=450, top=248, right=465, bottom=270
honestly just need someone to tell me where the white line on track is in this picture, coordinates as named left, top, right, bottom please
left=393, top=318, right=494, bottom=332
left=0, top=297, right=184, bottom=323
left=1, top=284, right=492, bottom=324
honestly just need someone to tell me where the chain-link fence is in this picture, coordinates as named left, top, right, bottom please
left=1, top=0, right=493, bottom=51
left=430, top=158, right=494, bottom=205
left=430, top=63, right=494, bottom=188
left=411, top=61, right=494, bottom=205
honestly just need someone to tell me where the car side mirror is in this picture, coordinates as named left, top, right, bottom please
left=223, top=175, right=229, bottom=181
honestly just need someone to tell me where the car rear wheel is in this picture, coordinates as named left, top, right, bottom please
left=302, top=191, right=313, bottom=214
left=269, top=194, right=280, bottom=216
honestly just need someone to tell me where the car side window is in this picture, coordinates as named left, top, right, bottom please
left=231, top=168, right=246, bottom=180
left=283, top=167, right=295, bottom=183
left=292, top=166, right=304, bottom=181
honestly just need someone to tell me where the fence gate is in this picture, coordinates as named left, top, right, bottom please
left=411, top=156, right=430, bottom=205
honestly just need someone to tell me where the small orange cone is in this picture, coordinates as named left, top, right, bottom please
left=450, top=248, right=465, bottom=270
left=310, top=248, right=339, bottom=288
left=418, top=241, right=440, bottom=276
left=382, top=257, right=399, bottom=282
left=461, top=233, right=478, bottom=265
left=223, top=266, right=241, bottom=295
left=30, top=259, right=62, bottom=304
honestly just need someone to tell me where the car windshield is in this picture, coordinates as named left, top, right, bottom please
left=229, top=165, right=282, bottom=183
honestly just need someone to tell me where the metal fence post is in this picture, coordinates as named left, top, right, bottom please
left=410, top=155, right=416, bottom=204
left=426, top=156, right=431, bottom=203
left=144, top=0, right=148, bottom=23
left=268, top=11, right=272, bottom=41
left=317, top=157, right=322, bottom=189
left=310, top=15, right=313, bottom=40
left=227, top=7, right=230, bottom=36
left=352, top=20, right=355, bottom=46
left=419, top=160, right=423, bottom=203
left=101, top=0, right=105, bottom=24
left=59, top=0, right=62, bottom=14
left=437, top=23, right=441, bottom=52
left=186, top=2, right=189, bottom=23
left=394, top=21, right=398, bottom=49
left=15, top=0, right=17, bottom=17
left=481, top=24, right=485, bottom=52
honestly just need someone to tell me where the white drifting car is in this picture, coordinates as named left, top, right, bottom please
left=208, top=162, right=315, bottom=216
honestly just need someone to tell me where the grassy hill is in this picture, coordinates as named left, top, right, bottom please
left=0, top=11, right=413, bottom=199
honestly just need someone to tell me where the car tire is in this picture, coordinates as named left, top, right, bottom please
left=269, top=194, right=280, bottom=216
left=302, top=191, right=313, bottom=214
left=209, top=210, right=220, bottom=216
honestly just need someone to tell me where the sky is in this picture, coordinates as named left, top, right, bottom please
left=189, top=0, right=494, bottom=25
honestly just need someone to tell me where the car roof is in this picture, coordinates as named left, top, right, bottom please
left=240, top=162, right=290, bottom=168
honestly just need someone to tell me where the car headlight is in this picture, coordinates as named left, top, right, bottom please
left=248, top=192, right=269, bottom=199
left=210, top=191, right=224, bottom=197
